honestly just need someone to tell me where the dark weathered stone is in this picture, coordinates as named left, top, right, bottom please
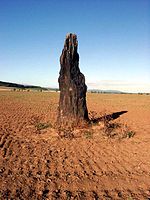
left=57, top=33, right=89, bottom=128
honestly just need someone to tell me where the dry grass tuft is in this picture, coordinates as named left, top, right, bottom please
left=89, top=111, right=135, bottom=139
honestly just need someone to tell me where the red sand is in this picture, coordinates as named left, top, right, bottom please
left=0, top=91, right=150, bottom=199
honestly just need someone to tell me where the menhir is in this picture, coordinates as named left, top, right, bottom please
left=57, top=33, right=89, bottom=128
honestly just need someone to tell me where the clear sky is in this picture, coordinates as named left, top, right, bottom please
left=0, top=0, right=150, bottom=92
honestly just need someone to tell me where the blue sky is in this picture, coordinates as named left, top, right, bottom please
left=0, top=0, right=150, bottom=92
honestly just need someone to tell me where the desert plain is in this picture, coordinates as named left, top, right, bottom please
left=0, top=91, right=150, bottom=199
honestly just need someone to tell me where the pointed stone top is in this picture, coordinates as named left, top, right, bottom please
left=64, top=33, right=78, bottom=52
left=66, top=33, right=77, bottom=39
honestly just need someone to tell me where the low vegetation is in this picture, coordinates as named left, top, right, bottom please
left=35, top=122, right=52, bottom=131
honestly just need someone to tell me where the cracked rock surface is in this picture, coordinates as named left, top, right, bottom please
left=57, top=33, right=89, bottom=128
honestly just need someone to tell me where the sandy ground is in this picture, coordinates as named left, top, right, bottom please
left=0, top=91, right=150, bottom=199
left=0, top=87, right=12, bottom=91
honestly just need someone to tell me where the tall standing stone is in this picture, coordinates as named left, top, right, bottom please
left=57, top=33, right=89, bottom=129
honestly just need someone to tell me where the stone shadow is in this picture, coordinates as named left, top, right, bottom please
left=91, top=111, right=128, bottom=124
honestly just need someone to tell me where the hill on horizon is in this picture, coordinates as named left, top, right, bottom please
left=0, top=80, right=126, bottom=93
left=0, top=81, right=47, bottom=91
